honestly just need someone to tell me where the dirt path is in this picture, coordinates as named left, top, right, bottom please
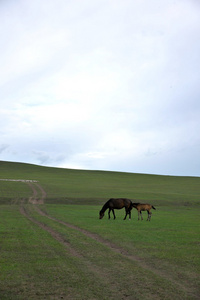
left=20, top=203, right=136, bottom=299
left=34, top=205, right=143, bottom=261
left=27, top=182, right=46, bottom=204
left=23, top=183, right=148, bottom=266
left=20, top=205, right=81, bottom=258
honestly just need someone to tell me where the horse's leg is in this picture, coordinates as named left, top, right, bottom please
left=141, top=211, right=143, bottom=221
left=108, top=208, right=111, bottom=219
left=124, top=208, right=128, bottom=220
left=112, top=209, right=116, bottom=219
left=129, top=209, right=131, bottom=220
left=147, top=211, right=149, bottom=221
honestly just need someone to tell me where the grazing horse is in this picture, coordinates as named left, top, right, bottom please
left=99, top=198, right=133, bottom=220
left=132, top=203, right=156, bottom=221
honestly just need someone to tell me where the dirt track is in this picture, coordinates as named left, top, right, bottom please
left=20, top=205, right=81, bottom=259
left=22, top=182, right=144, bottom=262
left=27, top=182, right=46, bottom=204
left=23, top=182, right=143, bottom=263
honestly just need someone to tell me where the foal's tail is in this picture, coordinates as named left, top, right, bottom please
left=152, top=206, right=156, bottom=210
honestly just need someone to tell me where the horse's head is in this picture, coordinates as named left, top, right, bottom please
left=99, top=210, right=104, bottom=219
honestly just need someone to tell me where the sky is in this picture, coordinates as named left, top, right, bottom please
left=1, top=0, right=200, bottom=177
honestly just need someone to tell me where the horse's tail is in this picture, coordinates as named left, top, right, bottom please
left=152, top=206, right=156, bottom=210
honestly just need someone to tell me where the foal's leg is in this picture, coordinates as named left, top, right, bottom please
left=146, top=210, right=152, bottom=221
left=148, top=212, right=152, bottom=221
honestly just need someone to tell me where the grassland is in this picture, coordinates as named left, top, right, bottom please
left=0, top=161, right=199, bottom=299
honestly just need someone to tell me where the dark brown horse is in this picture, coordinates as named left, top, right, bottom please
left=99, top=198, right=133, bottom=220
left=132, top=203, right=156, bottom=221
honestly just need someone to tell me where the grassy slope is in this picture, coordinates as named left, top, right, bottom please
left=0, top=161, right=200, bottom=299
left=0, top=160, right=200, bottom=205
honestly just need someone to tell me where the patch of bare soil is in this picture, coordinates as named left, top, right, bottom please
left=27, top=182, right=45, bottom=204
left=35, top=182, right=46, bottom=201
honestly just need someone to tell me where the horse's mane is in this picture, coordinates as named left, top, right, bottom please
left=100, top=200, right=110, bottom=213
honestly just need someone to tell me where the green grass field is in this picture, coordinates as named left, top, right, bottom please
left=0, top=161, right=199, bottom=299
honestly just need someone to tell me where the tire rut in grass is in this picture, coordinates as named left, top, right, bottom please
left=20, top=205, right=81, bottom=259
left=27, top=182, right=45, bottom=204
left=35, top=205, right=143, bottom=260
left=26, top=183, right=144, bottom=265
left=19, top=205, right=139, bottom=300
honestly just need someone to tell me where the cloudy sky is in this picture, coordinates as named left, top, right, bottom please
left=1, top=0, right=200, bottom=176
